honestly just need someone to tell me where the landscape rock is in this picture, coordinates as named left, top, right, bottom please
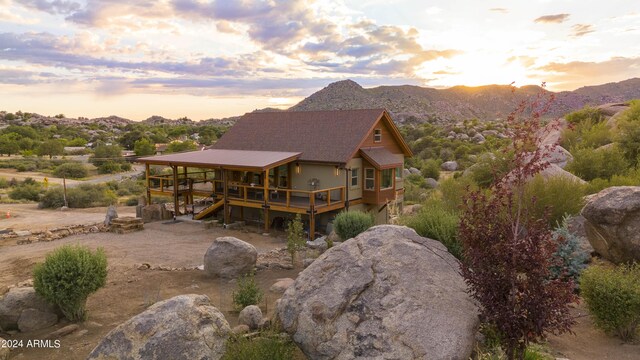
left=539, top=118, right=568, bottom=146
left=141, top=204, right=172, bottom=223
left=0, top=287, right=59, bottom=331
left=441, top=160, right=458, bottom=171
left=472, top=133, right=485, bottom=143
left=302, top=258, right=314, bottom=268
left=270, top=278, right=295, bottom=294
left=238, top=305, right=262, bottom=331
left=597, top=102, right=629, bottom=117
left=565, top=215, right=594, bottom=255
left=204, top=237, right=257, bottom=278
left=408, top=167, right=420, bottom=175
left=425, top=177, right=438, bottom=188
left=277, top=225, right=479, bottom=360
left=46, top=324, right=80, bottom=339
left=306, top=236, right=328, bottom=251
left=402, top=168, right=411, bottom=177
left=326, top=231, right=340, bottom=245
left=232, top=324, right=250, bottom=335
left=543, top=146, right=573, bottom=169
left=87, top=294, right=230, bottom=360
left=539, top=164, right=586, bottom=184
left=402, top=204, right=422, bottom=216
left=581, top=186, right=640, bottom=263
left=17, top=308, right=58, bottom=332
left=104, top=205, right=118, bottom=226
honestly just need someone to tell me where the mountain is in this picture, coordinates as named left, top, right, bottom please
left=289, top=78, right=640, bottom=123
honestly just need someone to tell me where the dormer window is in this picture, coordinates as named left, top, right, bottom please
left=374, top=129, right=382, bottom=142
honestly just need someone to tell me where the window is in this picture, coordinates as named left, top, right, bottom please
left=395, top=166, right=402, bottom=179
left=374, top=129, right=382, bottom=142
left=381, top=169, right=393, bottom=189
left=351, top=168, right=359, bottom=187
left=365, top=168, right=375, bottom=190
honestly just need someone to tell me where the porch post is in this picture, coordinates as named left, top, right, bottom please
left=145, top=163, right=151, bottom=205
left=223, top=169, right=230, bottom=225
left=263, top=169, right=269, bottom=232
left=344, top=167, right=350, bottom=211
left=309, top=209, right=315, bottom=241
left=172, top=165, right=178, bottom=221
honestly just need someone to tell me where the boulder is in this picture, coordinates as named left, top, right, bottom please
left=402, top=168, right=411, bottom=177
left=581, top=186, right=640, bottom=263
left=141, top=204, right=172, bottom=223
left=277, top=225, right=479, bottom=360
left=87, top=294, right=230, bottom=360
left=408, top=167, right=420, bottom=175
left=401, top=204, right=423, bottom=216
left=18, top=308, right=58, bottom=332
left=425, top=178, right=438, bottom=188
left=539, top=164, right=586, bottom=184
left=471, top=133, right=485, bottom=143
left=326, top=231, right=340, bottom=245
left=232, top=324, right=250, bottom=335
left=104, top=205, right=118, bottom=226
left=204, top=237, right=257, bottom=279
left=565, top=215, right=594, bottom=256
left=238, top=305, right=262, bottom=330
left=539, top=118, right=568, bottom=146
left=270, top=278, right=295, bottom=294
left=597, top=102, right=629, bottom=117
left=306, top=236, right=328, bottom=251
left=0, top=287, right=59, bottom=331
left=543, top=146, right=573, bottom=169
left=441, top=161, right=458, bottom=171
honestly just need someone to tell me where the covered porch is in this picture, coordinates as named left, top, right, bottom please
left=138, top=149, right=346, bottom=239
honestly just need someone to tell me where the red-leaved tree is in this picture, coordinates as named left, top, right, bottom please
left=459, top=84, right=577, bottom=360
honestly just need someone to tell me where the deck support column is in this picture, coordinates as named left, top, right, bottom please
left=309, top=209, right=316, bottom=241
left=172, top=165, right=178, bottom=221
left=263, top=170, right=269, bottom=232
left=145, top=163, right=151, bottom=205
left=223, top=169, right=230, bottom=225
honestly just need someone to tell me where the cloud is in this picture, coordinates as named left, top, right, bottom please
left=537, top=57, right=640, bottom=89
left=571, top=24, right=595, bottom=37
left=0, top=68, right=57, bottom=85
left=489, top=8, right=508, bottom=14
left=15, top=0, right=81, bottom=15
left=534, top=14, right=570, bottom=24
left=506, top=55, right=537, bottom=68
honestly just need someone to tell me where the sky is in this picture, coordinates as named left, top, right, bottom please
left=0, top=0, right=639, bottom=121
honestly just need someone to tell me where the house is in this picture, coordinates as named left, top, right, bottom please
left=138, top=109, right=413, bottom=239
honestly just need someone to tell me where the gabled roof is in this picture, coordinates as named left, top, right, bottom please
left=360, top=147, right=403, bottom=169
left=138, top=149, right=300, bottom=170
left=212, top=109, right=412, bottom=163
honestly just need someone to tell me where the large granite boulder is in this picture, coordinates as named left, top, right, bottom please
left=238, top=305, right=262, bottom=330
left=441, top=161, right=458, bottom=171
left=87, top=294, right=230, bottom=360
left=277, top=225, right=479, bottom=360
left=0, top=287, right=59, bottom=332
left=141, top=204, right=172, bottom=223
left=581, top=186, right=640, bottom=263
left=539, top=163, right=586, bottom=184
left=204, top=237, right=257, bottom=278
left=543, top=145, right=573, bottom=169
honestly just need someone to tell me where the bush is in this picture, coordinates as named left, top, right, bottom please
left=549, top=217, right=589, bottom=285
left=585, top=168, right=640, bottom=194
left=400, top=199, right=462, bottom=259
left=125, top=196, right=139, bottom=206
left=566, top=146, right=630, bottom=181
left=286, top=214, right=305, bottom=262
left=438, top=176, right=478, bottom=213
left=33, top=245, right=107, bottom=321
left=581, top=264, right=640, bottom=341
left=334, top=210, right=374, bottom=241
left=39, top=183, right=116, bottom=208
left=565, top=106, right=604, bottom=125
left=232, top=272, right=263, bottom=311
left=0, top=177, right=8, bottom=189
left=9, top=182, right=42, bottom=201
left=53, top=162, right=88, bottom=179
left=421, top=159, right=440, bottom=180
left=222, top=331, right=296, bottom=360
left=97, top=161, right=121, bottom=174
left=522, top=175, right=586, bottom=228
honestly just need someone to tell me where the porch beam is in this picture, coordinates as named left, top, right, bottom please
left=223, top=169, right=230, bottom=225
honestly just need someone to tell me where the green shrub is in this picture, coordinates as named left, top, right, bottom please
left=438, top=176, right=478, bottom=213
left=550, top=217, right=589, bottom=285
left=97, top=161, right=121, bottom=174
left=286, top=214, right=305, bottom=262
left=125, top=196, right=139, bottom=206
left=521, top=175, right=585, bottom=228
left=232, top=272, right=263, bottom=311
left=222, top=331, right=296, bottom=360
left=9, top=182, right=42, bottom=201
left=421, top=159, right=440, bottom=180
left=616, top=101, right=640, bottom=167
left=400, top=199, right=462, bottom=259
left=565, top=106, right=604, bottom=125
left=38, top=187, right=66, bottom=208
left=405, top=173, right=427, bottom=188
left=585, top=168, right=640, bottom=194
left=0, top=177, right=8, bottom=189
left=581, top=264, right=640, bottom=341
left=334, top=210, right=374, bottom=241
left=33, top=245, right=107, bottom=321
left=53, top=162, right=88, bottom=179
left=468, top=152, right=513, bottom=188
left=39, top=183, right=117, bottom=208
left=566, top=146, right=630, bottom=181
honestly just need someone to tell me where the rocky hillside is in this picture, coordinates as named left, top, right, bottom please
left=290, top=78, right=640, bottom=123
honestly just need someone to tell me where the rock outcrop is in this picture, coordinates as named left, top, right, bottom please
left=277, top=225, right=478, bottom=360
left=238, top=305, right=263, bottom=331
left=0, top=287, right=59, bottom=332
left=204, top=237, right=257, bottom=278
left=581, top=186, right=640, bottom=263
left=87, top=294, right=230, bottom=360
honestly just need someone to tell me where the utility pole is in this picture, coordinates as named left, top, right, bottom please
left=63, top=176, right=69, bottom=208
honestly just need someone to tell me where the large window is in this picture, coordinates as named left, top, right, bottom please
left=365, top=168, right=375, bottom=190
left=381, top=169, right=393, bottom=189
left=351, top=168, right=359, bottom=188
left=374, top=129, right=382, bottom=142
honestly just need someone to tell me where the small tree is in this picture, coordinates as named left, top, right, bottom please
left=134, top=138, right=156, bottom=156
left=459, top=87, right=577, bottom=360
left=232, top=272, right=263, bottom=311
left=90, top=143, right=124, bottom=167
left=286, top=214, right=305, bottom=262
left=33, top=245, right=107, bottom=321
left=37, top=139, right=64, bottom=159
left=54, top=162, right=88, bottom=179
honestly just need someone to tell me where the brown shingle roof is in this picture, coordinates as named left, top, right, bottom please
left=138, top=149, right=300, bottom=170
left=212, top=109, right=389, bottom=163
left=360, top=147, right=403, bottom=169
